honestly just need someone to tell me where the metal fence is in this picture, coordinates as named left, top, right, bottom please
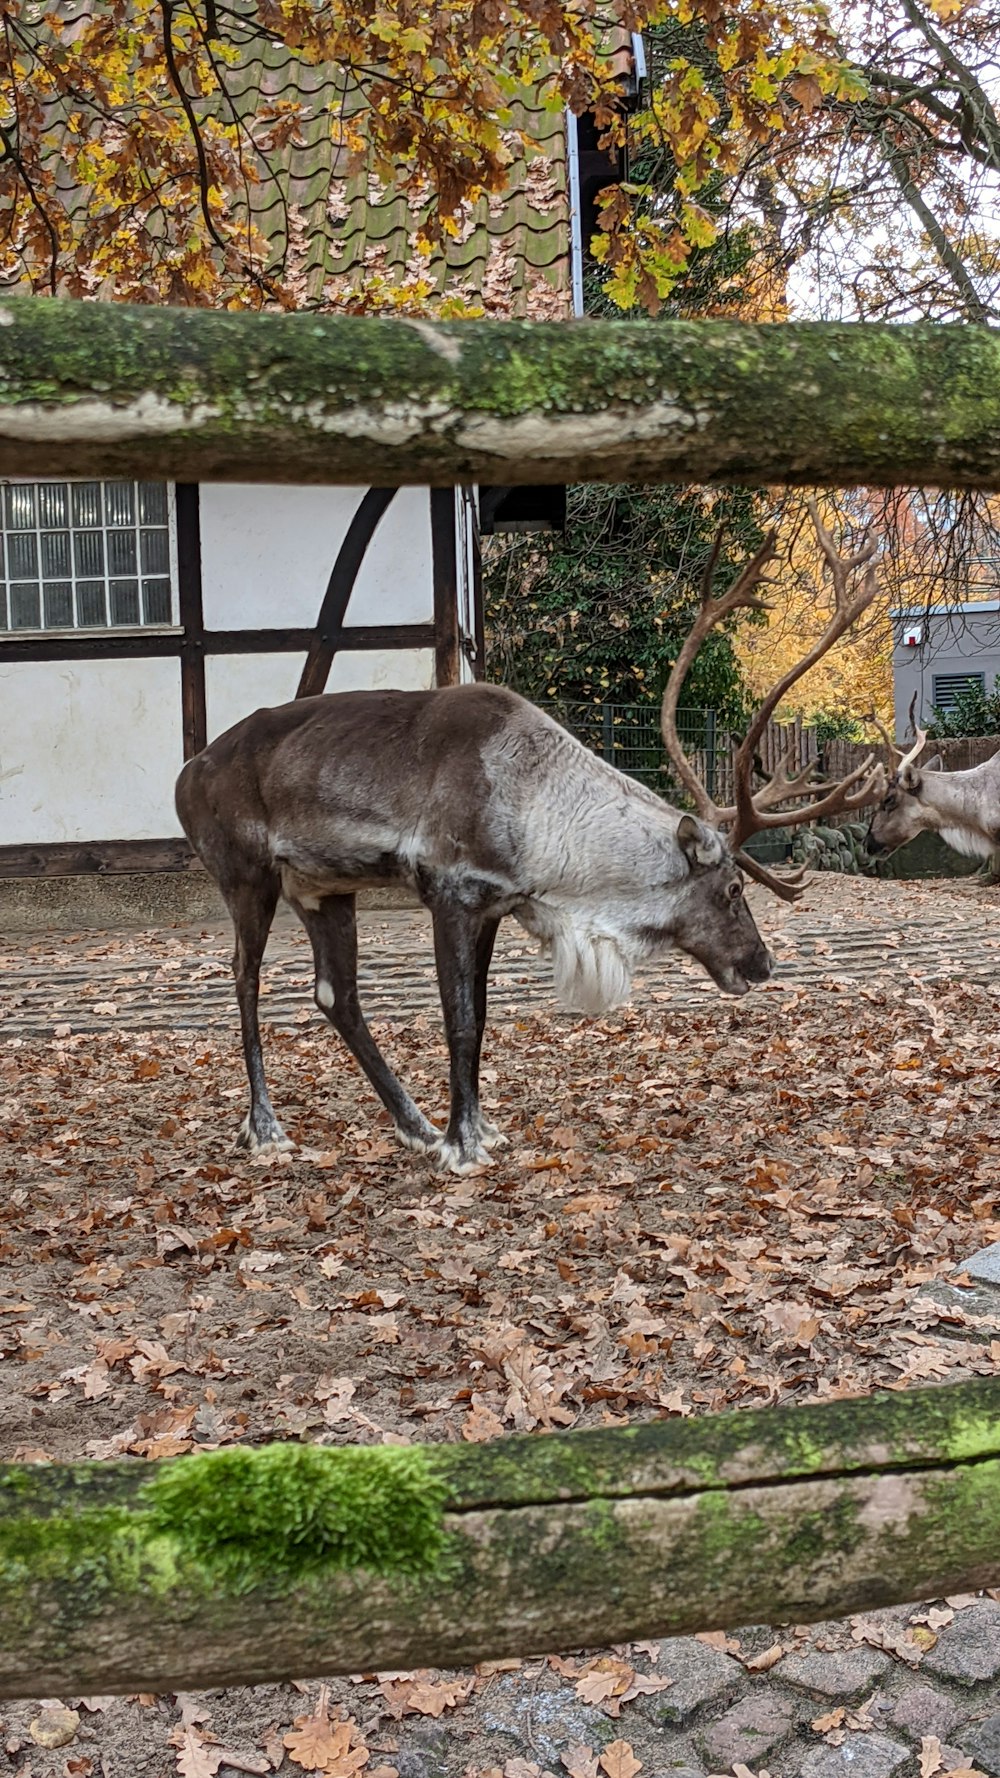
left=545, top=701, right=819, bottom=808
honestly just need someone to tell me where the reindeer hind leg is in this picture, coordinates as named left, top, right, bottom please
left=471, top=915, right=506, bottom=1151
left=294, top=893, right=441, bottom=1156
left=225, top=872, right=293, bottom=1154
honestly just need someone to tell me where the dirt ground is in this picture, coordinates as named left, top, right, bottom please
left=1, top=874, right=999, bottom=1778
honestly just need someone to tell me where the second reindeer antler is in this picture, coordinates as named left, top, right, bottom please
left=660, top=501, right=884, bottom=902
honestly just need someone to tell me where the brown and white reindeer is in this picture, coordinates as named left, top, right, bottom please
left=175, top=502, right=881, bottom=1175
left=865, top=709, right=1000, bottom=864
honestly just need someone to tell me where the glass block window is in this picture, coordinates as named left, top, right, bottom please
left=0, top=480, right=177, bottom=632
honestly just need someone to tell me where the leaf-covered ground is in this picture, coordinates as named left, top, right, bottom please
left=2, top=876, right=999, bottom=1777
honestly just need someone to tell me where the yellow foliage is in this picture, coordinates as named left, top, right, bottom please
left=735, top=504, right=894, bottom=725
left=2, top=0, right=853, bottom=313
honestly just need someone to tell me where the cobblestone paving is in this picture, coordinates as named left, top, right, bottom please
left=3, top=873, right=999, bottom=1777
left=1, top=874, right=997, bottom=1037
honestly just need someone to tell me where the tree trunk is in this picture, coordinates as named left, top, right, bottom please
left=2, top=1376, right=1000, bottom=1698
left=2, top=300, right=1000, bottom=488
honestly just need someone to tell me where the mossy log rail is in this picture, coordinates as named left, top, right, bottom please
left=3, top=1376, right=1000, bottom=1699
left=2, top=299, right=1000, bottom=489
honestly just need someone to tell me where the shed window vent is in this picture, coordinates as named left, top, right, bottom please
left=0, top=480, right=177, bottom=633
left=932, top=672, right=985, bottom=712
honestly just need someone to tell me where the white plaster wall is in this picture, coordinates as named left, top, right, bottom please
left=205, top=649, right=435, bottom=742
left=0, top=658, right=184, bottom=844
left=200, top=486, right=434, bottom=629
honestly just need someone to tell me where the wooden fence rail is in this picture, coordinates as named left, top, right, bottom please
left=3, top=1375, right=1000, bottom=1699
left=3, top=302, right=1000, bottom=489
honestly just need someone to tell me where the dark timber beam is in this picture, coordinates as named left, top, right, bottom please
left=296, top=487, right=398, bottom=698
left=1, top=300, right=1000, bottom=488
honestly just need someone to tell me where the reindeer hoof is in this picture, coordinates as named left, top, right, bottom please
left=394, top=1122, right=444, bottom=1157
left=476, top=1119, right=508, bottom=1151
left=235, top=1114, right=295, bottom=1156
left=435, top=1138, right=494, bottom=1175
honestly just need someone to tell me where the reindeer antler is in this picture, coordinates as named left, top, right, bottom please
left=660, top=501, right=885, bottom=902
left=863, top=693, right=926, bottom=771
left=659, top=527, right=779, bottom=824
left=896, top=691, right=928, bottom=771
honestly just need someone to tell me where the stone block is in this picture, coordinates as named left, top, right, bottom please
left=636, top=1638, right=746, bottom=1726
left=780, top=1647, right=891, bottom=1701
left=646, top=1770, right=704, bottom=1778
left=957, top=1243, right=1000, bottom=1287
left=920, top=1601, right=1000, bottom=1686
left=890, top=1684, right=964, bottom=1741
left=915, top=1280, right=1000, bottom=1341
left=939, top=1747, right=977, bottom=1775
left=695, top=1692, right=798, bottom=1771
left=480, top=1677, right=609, bottom=1766
left=800, top=1732, right=910, bottom=1777
left=957, top=1709, right=1000, bottom=1775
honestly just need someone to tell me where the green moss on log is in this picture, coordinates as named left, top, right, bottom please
left=143, top=1443, right=448, bottom=1588
left=1, top=300, right=1000, bottom=487
left=430, top=1377, right=1000, bottom=1508
left=0, top=1443, right=448, bottom=1613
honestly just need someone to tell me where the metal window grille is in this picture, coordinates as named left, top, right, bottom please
left=545, top=701, right=820, bottom=864
left=932, top=672, right=985, bottom=712
left=544, top=701, right=730, bottom=803
left=0, top=480, right=177, bottom=633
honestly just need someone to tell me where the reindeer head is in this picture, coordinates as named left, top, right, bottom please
left=670, top=815, right=773, bottom=995
left=865, top=728, right=943, bottom=856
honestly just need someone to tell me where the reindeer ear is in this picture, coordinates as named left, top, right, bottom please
left=924, top=753, right=942, bottom=774
left=677, top=813, right=721, bottom=869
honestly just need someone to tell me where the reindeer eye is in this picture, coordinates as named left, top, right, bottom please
left=727, top=878, right=743, bottom=901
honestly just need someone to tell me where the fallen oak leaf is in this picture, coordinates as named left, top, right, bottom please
left=850, top=1619, right=925, bottom=1667
left=743, top=1643, right=785, bottom=1673
left=919, top=1736, right=943, bottom=1778
left=377, top=1675, right=474, bottom=1719
left=462, top=1397, right=506, bottom=1443
left=170, top=1726, right=223, bottom=1778
left=548, top=1656, right=582, bottom=1679
left=574, top=1657, right=635, bottom=1713
left=284, top=1698, right=369, bottom=1775
left=696, top=1631, right=741, bottom=1656
left=811, top=1708, right=846, bottom=1734
left=908, top=1626, right=938, bottom=1652
left=30, top=1707, right=80, bottom=1749
left=598, top=1743, right=641, bottom=1778
left=618, top=1673, right=673, bottom=1704
left=561, top=1746, right=600, bottom=1778
left=911, top=1607, right=954, bottom=1630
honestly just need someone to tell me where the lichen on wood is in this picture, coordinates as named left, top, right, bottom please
left=1, top=299, right=999, bottom=488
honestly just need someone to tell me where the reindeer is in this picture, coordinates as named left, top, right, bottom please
left=175, top=503, right=881, bottom=1174
left=865, top=712, right=1000, bottom=863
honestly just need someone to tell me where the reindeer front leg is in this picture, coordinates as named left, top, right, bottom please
left=430, top=897, right=502, bottom=1173
left=294, top=893, right=442, bottom=1156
